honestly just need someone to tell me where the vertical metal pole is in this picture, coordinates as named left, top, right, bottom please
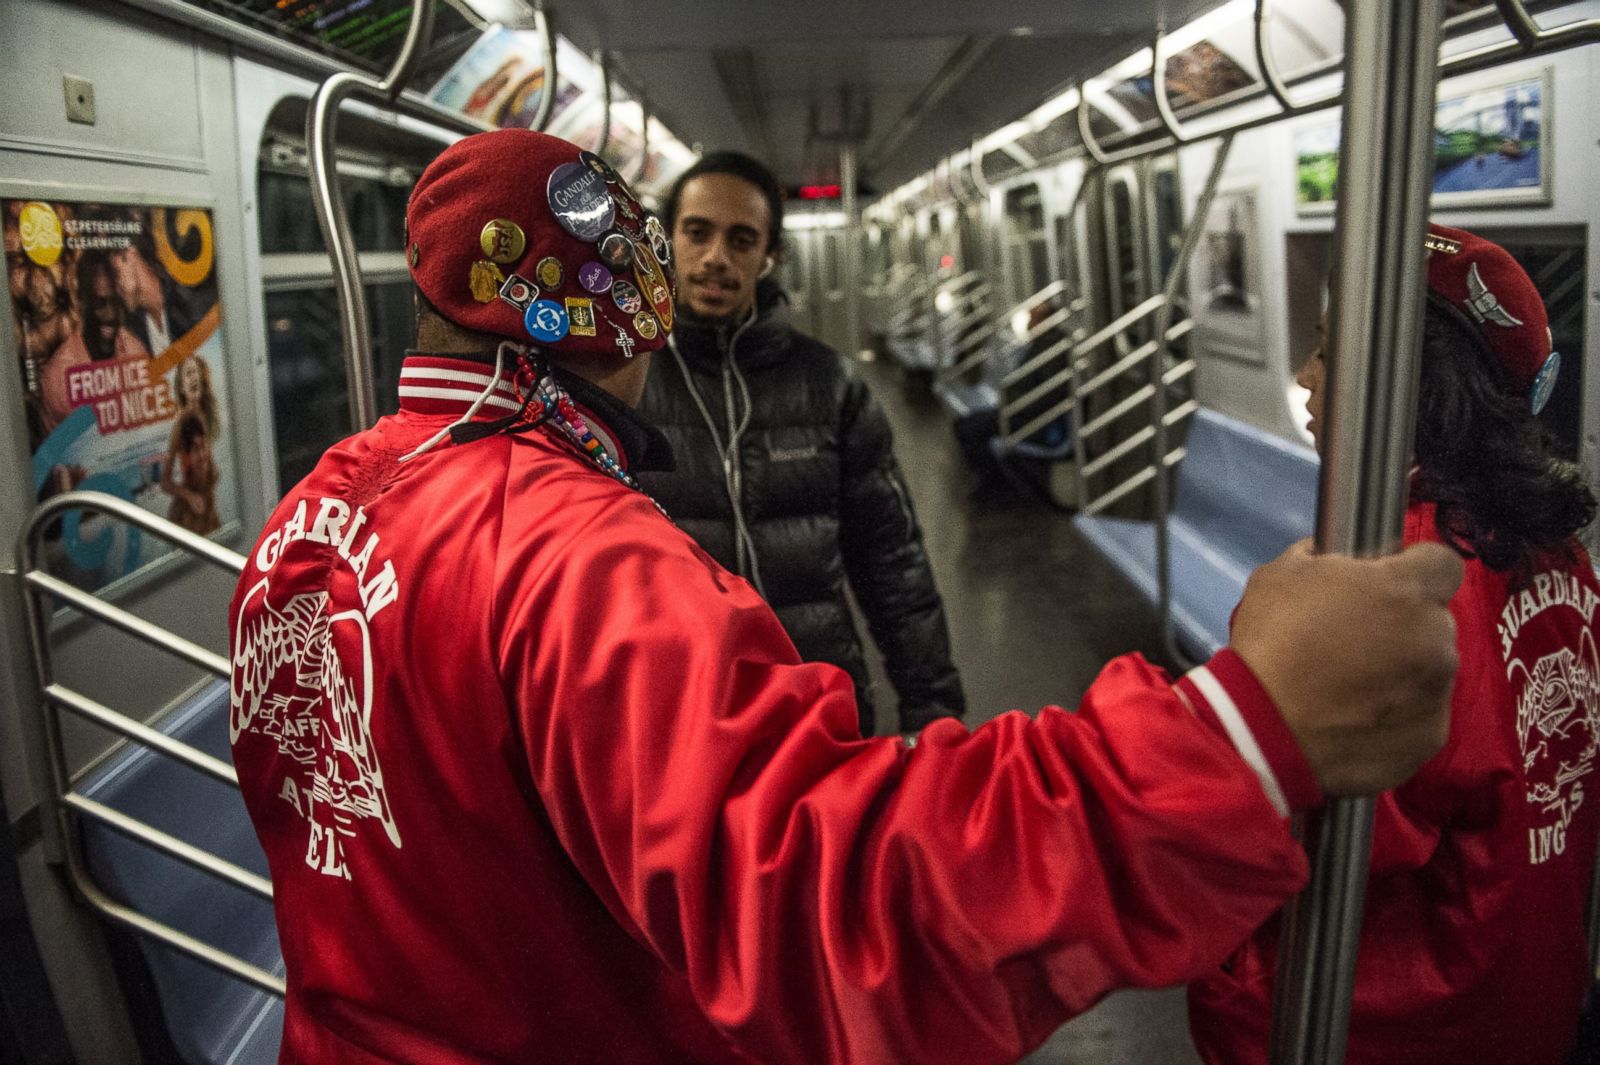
left=840, top=143, right=863, bottom=358
left=1066, top=168, right=1101, bottom=510
left=594, top=50, right=613, bottom=155
left=1268, top=2, right=1443, bottom=1063
left=306, top=0, right=435, bottom=431
left=1152, top=134, right=1232, bottom=670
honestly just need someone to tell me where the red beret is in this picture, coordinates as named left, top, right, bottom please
left=1424, top=223, right=1549, bottom=393
left=406, top=129, right=675, bottom=358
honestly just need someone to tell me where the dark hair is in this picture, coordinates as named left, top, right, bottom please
left=661, top=151, right=785, bottom=254
left=1412, top=292, right=1595, bottom=584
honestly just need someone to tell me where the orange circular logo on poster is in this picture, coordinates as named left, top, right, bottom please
left=19, top=202, right=63, bottom=267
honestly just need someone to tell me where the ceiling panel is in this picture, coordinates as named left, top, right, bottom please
left=553, top=0, right=1232, bottom=189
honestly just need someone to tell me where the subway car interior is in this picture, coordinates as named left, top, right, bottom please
left=2, top=0, right=1599, bottom=1062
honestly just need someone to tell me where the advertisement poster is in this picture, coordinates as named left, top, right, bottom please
left=427, top=27, right=582, bottom=131
left=1296, top=70, right=1550, bottom=213
left=1191, top=189, right=1266, bottom=365
left=6, top=197, right=237, bottom=586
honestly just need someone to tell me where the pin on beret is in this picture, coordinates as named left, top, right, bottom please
left=406, top=128, right=675, bottom=358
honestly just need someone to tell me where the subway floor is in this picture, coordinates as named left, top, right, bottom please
left=853, top=354, right=1204, bottom=1065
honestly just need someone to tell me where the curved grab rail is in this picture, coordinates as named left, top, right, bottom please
left=1254, top=0, right=1296, bottom=112
left=1075, top=95, right=1111, bottom=167
left=1150, top=26, right=1191, bottom=145
left=1494, top=0, right=1542, bottom=48
left=306, top=0, right=437, bottom=431
left=529, top=6, right=559, bottom=132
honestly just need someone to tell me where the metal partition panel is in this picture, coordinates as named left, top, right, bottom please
left=16, top=492, right=280, bottom=996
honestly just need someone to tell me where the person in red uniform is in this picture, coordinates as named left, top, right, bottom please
left=229, top=129, right=1463, bottom=1065
left=1189, top=224, right=1600, bottom=1065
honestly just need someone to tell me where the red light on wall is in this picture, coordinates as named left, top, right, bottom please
left=796, top=184, right=842, bottom=200
left=940, top=255, right=955, bottom=268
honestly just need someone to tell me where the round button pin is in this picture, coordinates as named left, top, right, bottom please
left=479, top=218, right=526, bottom=264
left=599, top=232, right=633, bottom=270
left=547, top=161, right=616, bottom=242
left=578, top=261, right=614, bottom=294
left=579, top=150, right=620, bottom=183
left=633, top=311, right=660, bottom=340
left=611, top=280, right=643, bottom=315
left=536, top=256, right=564, bottom=290
left=524, top=299, right=570, bottom=343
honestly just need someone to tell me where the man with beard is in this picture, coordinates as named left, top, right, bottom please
left=638, top=152, right=965, bottom=738
left=38, top=251, right=148, bottom=432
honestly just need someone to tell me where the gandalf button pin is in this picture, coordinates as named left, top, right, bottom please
left=479, top=218, right=526, bottom=264
left=469, top=260, right=506, bottom=303
left=578, top=261, right=614, bottom=294
left=547, top=161, right=615, bottom=241
left=524, top=299, right=570, bottom=343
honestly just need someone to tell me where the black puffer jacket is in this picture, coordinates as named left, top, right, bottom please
left=637, top=286, right=965, bottom=735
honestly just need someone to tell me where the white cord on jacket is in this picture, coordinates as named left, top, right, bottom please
left=667, top=308, right=766, bottom=596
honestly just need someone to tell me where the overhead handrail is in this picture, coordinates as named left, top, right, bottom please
left=1268, top=0, right=1442, bottom=1061
left=1150, top=24, right=1192, bottom=144
left=306, top=0, right=438, bottom=431
left=1254, top=0, right=1296, bottom=112
left=119, top=0, right=487, bottom=139
left=1151, top=132, right=1235, bottom=669
left=1076, top=96, right=1111, bottom=167
left=1495, top=0, right=1543, bottom=48
left=17, top=491, right=283, bottom=997
left=529, top=5, right=559, bottom=133
left=884, top=0, right=1600, bottom=213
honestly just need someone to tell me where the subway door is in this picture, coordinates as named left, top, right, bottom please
left=813, top=225, right=850, bottom=353
left=778, top=226, right=817, bottom=337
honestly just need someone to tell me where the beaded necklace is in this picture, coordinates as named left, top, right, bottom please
left=412, top=347, right=664, bottom=515
left=523, top=361, right=643, bottom=492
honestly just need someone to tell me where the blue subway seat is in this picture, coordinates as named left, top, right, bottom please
left=1074, top=408, right=1318, bottom=658
left=936, top=380, right=999, bottom=420
left=77, top=680, right=283, bottom=1065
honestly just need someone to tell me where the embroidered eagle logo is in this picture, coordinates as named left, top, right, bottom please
left=1465, top=261, right=1524, bottom=328
left=231, top=579, right=401, bottom=879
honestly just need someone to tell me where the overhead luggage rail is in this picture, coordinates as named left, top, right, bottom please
left=16, top=492, right=280, bottom=998
left=880, top=0, right=1600, bottom=216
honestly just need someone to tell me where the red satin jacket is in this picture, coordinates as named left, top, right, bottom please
left=231, top=354, right=1318, bottom=1065
left=1189, top=502, right=1600, bottom=1065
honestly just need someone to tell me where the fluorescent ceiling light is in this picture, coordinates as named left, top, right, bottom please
left=787, top=212, right=846, bottom=230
